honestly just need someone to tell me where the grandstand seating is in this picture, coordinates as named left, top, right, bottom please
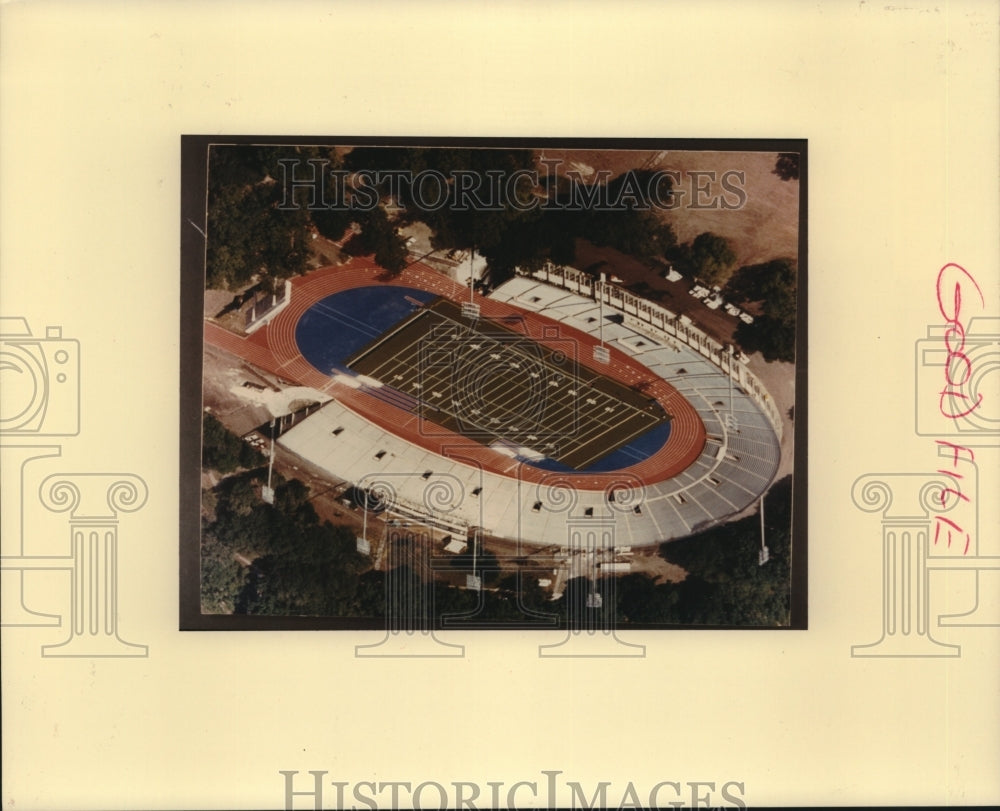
left=208, top=258, right=783, bottom=546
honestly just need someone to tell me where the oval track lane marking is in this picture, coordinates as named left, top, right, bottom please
left=207, top=259, right=709, bottom=491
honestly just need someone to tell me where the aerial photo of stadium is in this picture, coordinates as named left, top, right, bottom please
left=182, top=137, right=805, bottom=630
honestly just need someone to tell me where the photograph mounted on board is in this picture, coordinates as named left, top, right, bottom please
left=180, top=137, right=807, bottom=631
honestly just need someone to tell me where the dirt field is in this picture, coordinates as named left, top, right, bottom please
left=537, top=147, right=801, bottom=267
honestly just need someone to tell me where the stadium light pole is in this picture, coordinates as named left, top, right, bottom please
left=262, top=417, right=276, bottom=504
left=594, top=272, right=609, bottom=364
left=728, top=343, right=735, bottom=419
left=469, top=526, right=480, bottom=592
left=362, top=488, right=368, bottom=548
left=599, top=272, right=604, bottom=347
left=759, top=494, right=770, bottom=565
left=462, top=245, right=480, bottom=320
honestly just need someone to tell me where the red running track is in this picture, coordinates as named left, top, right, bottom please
left=204, top=257, right=707, bottom=491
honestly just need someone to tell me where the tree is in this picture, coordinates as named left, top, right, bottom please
left=336, top=149, right=682, bottom=287
left=343, top=205, right=409, bottom=274
left=311, top=205, right=353, bottom=243
left=726, top=258, right=798, bottom=363
left=755, top=259, right=797, bottom=317
left=735, top=315, right=796, bottom=363
left=586, top=207, right=677, bottom=258
left=616, top=573, right=681, bottom=624
left=202, top=413, right=263, bottom=473
left=201, top=455, right=383, bottom=618
left=200, top=538, right=248, bottom=614
left=273, top=477, right=310, bottom=515
left=649, top=476, right=794, bottom=626
left=774, top=152, right=800, bottom=181
left=368, top=221, right=409, bottom=276
left=447, top=538, right=502, bottom=587
left=205, top=145, right=318, bottom=290
left=685, top=232, right=737, bottom=286
left=226, top=506, right=369, bottom=617
left=221, top=477, right=258, bottom=518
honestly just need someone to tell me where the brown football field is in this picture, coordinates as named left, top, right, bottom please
left=347, top=297, right=672, bottom=470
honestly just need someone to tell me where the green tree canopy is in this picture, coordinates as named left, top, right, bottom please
left=684, top=232, right=737, bottom=286
left=774, top=152, right=800, bottom=181
left=651, top=475, right=794, bottom=626
left=202, top=413, right=264, bottom=473
left=205, top=145, right=326, bottom=290
left=726, top=258, right=798, bottom=363
left=200, top=540, right=247, bottom=614
left=342, top=205, right=409, bottom=274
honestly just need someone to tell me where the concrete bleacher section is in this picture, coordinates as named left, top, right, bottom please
left=489, top=269, right=783, bottom=539
left=278, top=268, right=783, bottom=548
left=509, top=265, right=783, bottom=438
left=245, top=279, right=292, bottom=334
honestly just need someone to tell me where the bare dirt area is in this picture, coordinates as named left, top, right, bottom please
left=203, top=289, right=235, bottom=319
left=201, top=343, right=276, bottom=436
left=306, top=233, right=348, bottom=269
left=649, top=149, right=799, bottom=266
left=478, top=532, right=687, bottom=587
left=627, top=548, right=688, bottom=584
left=536, top=147, right=801, bottom=268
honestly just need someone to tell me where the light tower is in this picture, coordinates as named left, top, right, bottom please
left=261, top=417, right=276, bottom=504
left=728, top=343, right=735, bottom=420
left=593, top=272, right=610, bottom=364
left=466, top=526, right=481, bottom=592
left=758, top=494, right=770, bottom=565
left=461, top=246, right=480, bottom=320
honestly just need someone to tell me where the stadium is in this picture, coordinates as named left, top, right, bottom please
left=204, top=256, right=783, bottom=548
